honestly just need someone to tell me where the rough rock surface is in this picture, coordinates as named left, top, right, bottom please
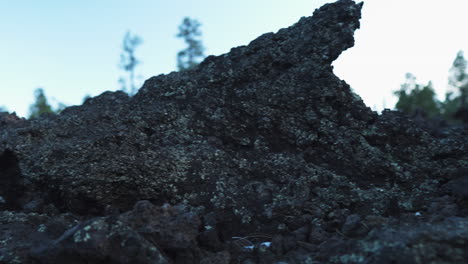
left=1, top=0, right=467, bottom=263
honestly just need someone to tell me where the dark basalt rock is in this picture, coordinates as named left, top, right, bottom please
left=0, top=0, right=467, bottom=263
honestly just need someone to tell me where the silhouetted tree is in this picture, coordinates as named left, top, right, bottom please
left=29, top=88, right=54, bottom=118
left=448, top=51, right=468, bottom=105
left=177, top=17, right=205, bottom=71
left=443, top=50, right=468, bottom=122
left=440, top=92, right=461, bottom=122
left=119, top=31, right=143, bottom=95
left=394, top=73, right=441, bottom=117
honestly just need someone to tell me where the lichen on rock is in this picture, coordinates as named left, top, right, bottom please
left=0, top=0, right=467, bottom=263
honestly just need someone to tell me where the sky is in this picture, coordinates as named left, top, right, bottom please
left=1, top=0, right=468, bottom=117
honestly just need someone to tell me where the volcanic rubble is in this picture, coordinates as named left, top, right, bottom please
left=0, top=0, right=467, bottom=263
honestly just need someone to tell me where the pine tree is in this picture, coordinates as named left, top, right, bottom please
left=444, top=50, right=468, bottom=119
left=394, top=73, right=441, bottom=117
left=177, top=17, right=205, bottom=71
left=119, top=31, right=143, bottom=95
left=440, top=92, right=461, bottom=121
left=29, top=88, right=54, bottom=118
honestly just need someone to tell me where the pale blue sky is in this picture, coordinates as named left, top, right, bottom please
left=1, top=0, right=468, bottom=117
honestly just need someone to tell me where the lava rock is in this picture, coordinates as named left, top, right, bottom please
left=0, top=0, right=467, bottom=263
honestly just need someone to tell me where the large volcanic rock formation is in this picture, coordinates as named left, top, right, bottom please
left=1, top=0, right=467, bottom=263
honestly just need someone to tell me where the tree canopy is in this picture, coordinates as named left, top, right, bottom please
left=119, top=31, right=143, bottom=95
left=394, top=51, right=468, bottom=124
left=177, top=17, right=205, bottom=71
left=394, top=73, right=440, bottom=117
left=29, top=88, right=54, bottom=118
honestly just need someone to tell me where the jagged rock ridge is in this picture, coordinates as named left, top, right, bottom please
left=0, top=0, right=467, bottom=263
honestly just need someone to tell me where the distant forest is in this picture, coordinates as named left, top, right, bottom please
left=394, top=51, right=467, bottom=124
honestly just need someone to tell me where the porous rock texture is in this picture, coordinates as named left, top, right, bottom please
left=1, top=0, right=467, bottom=263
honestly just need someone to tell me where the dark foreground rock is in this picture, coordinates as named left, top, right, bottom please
left=1, top=0, right=467, bottom=263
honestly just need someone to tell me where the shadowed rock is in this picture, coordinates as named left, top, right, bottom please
left=0, top=0, right=467, bottom=263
